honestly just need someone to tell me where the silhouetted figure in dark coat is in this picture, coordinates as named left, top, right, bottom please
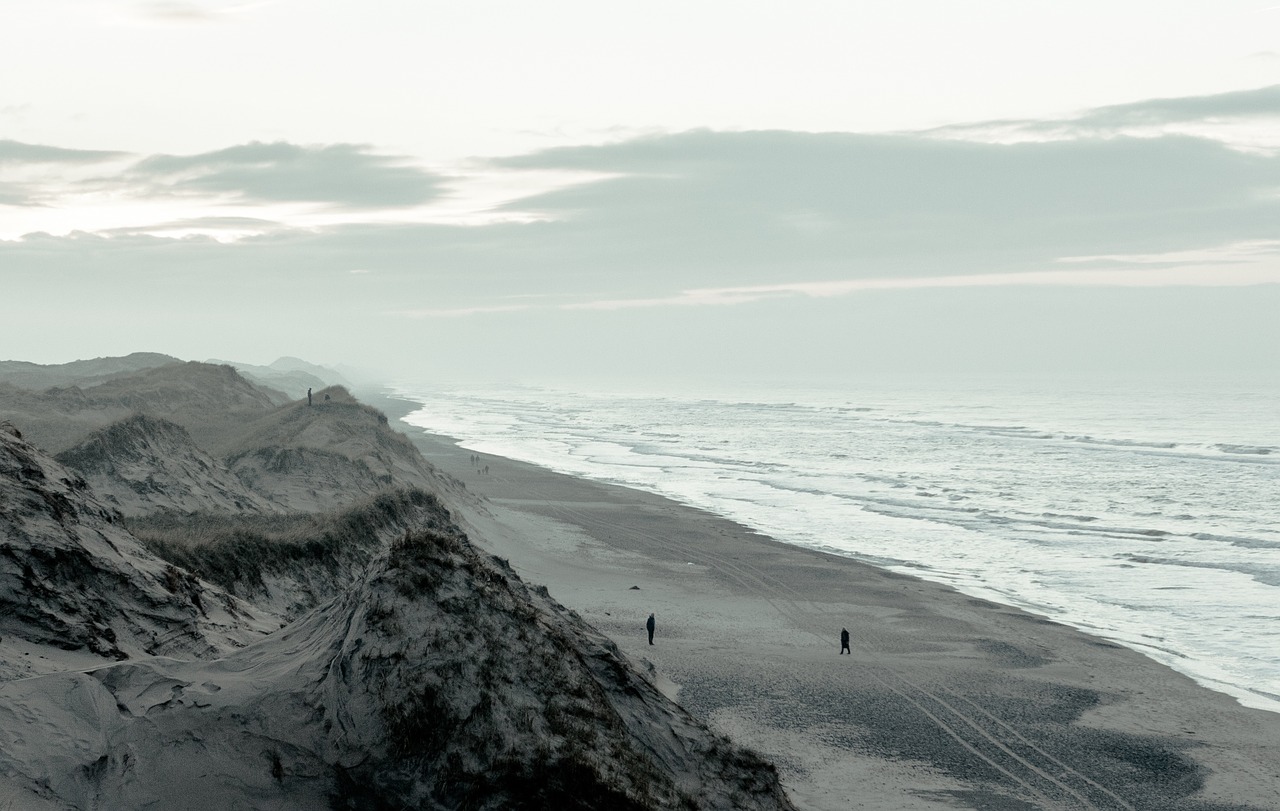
left=840, top=627, right=850, bottom=655
left=646, top=613, right=655, bottom=645
left=307, top=388, right=312, bottom=406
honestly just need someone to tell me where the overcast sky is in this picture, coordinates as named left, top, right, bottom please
left=4, top=0, right=1280, bottom=385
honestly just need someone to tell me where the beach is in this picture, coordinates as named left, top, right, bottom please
left=374, top=393, right=1280, bottom=811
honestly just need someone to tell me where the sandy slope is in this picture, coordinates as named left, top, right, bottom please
left=0, top=361, right=286, bottom=456
left=379, top=398, right=1280, bottom=811
left=0, top=512, right=794, bottom=811
left=56, top=414, right=281, bottom=516
left=0, top=412, right=796, bottom=810
left=224, top=387, right=466, bottom=513
left=0, top=424, right=276, bottom=679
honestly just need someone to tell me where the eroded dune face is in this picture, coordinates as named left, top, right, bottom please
left=220, top=388, right=465, bottom=512
left=0, top=419, right=795, bottom=810
left=0, top=423, right=275, bottom=675
left=55, top=414, right=281, bottom=517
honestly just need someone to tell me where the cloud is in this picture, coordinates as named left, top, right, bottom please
left=392, top=303, right=535, bottom=318
left=1056, top=240, right=1280, bottom=267
left=926, top=84, right=1280, bottom=150
left=0, top=140, right=131, bottom=208
left=6, top=100, right=1280, bottom=327
left=136, top=1, right=217, bottom=21
left=130, top=141, right=444, bottom=208
left=7, top=124, right=1279, bottom=288
left=0, top=139, right=127, bottom=165
left=488, top=129, right=1280, bottom=290
left=6, top=84, right=1280, bottom=380
left=0, top=185, right=32, bottom=206
left=562, top=258, right=1280, bottom=313
left=130, top=0, right=273, bottom=23
left=1068, top=84, right=1280, bottom=129
left=378, top=239, right=1280, bottom=317
left=0, top=140, right=454, bottom=237
left=15, top=83, right=1279, bottom=244
left=95, top=216, right=286, bottom=240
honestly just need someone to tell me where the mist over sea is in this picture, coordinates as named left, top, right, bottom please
left=396, top=378, right=1280, bottom=714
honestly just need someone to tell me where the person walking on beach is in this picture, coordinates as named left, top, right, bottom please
left=840, top=627, right=850, bottom=655
left=646, top=613, right=656, bottom=645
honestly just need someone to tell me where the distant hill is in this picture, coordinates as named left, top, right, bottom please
left=0, top=358, right=465, bottom=517
left=0, top=352, right=180, bottom=391
left=267, top=355, right=350, bottom=380
left=206, top=356, right=349, bottom=400
left=0, top=361, right=285, bottom=455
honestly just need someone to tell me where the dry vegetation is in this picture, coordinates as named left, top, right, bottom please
left=127, top=488, right=453, bottom=595
left=330, top=528, right=792, bottom=811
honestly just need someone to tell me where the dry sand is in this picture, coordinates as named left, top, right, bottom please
left=377, top=396, right=1280, bottom=811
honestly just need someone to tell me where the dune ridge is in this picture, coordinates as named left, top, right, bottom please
left=0, top=357, right=794, bottom=809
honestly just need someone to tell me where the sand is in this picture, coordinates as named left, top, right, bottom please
left=375, top=394, right=1280, bottom=811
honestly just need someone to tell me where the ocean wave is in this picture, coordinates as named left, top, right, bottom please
left=1214, top=443, right=1275, bottom=456
left=1067, top=435, right=1179, bottom=449
left=983, top=429, right=1056, bottom=439
left=1120, top=554, right=1280, bottom=588
left=1191, top=532, right=1280, bottom=550
left=1040, top=511, right=1099, bottom=522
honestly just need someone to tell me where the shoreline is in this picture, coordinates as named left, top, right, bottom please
left=375, top=388, right=1278, bottom=718
left=370, top=389, right=1280, bottom=810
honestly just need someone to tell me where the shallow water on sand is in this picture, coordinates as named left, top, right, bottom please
left=397, top=378, right=1280, bottom=714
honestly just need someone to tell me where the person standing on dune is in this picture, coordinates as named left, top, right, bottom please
left=840, top=627, right=850, bottom=654
left=646, top=613, right=656, bottom=645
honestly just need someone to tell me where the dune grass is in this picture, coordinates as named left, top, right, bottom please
left=128, top=488, right=451, bottom=594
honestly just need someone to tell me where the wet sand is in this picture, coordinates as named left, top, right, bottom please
left=376, top=394, right=1280, bottom=811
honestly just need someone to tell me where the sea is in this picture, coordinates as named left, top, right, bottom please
left=394, top=377, right=1280, bottom=715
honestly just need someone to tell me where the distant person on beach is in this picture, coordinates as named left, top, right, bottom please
left=840, top=627, right=850, bottom=655
left=307, top=388, right=312, bottom=406
left=646, top=613, right=656, bottom=645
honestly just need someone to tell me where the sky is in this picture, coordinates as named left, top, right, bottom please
left=3, top=0, right=1280, bottom=386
